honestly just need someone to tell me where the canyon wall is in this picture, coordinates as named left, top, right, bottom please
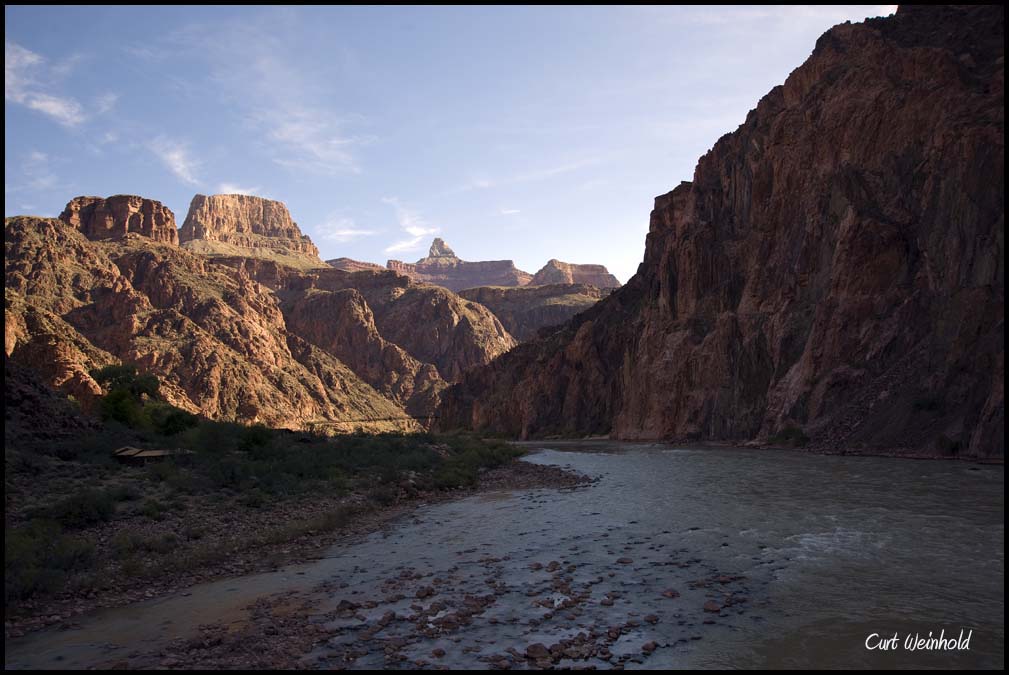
left=440, top=5, right=1005, bottom=458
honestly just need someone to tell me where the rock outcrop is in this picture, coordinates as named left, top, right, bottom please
left=327, top=257, right=385, bottom=273
left=387, top=239, right=533, bottom=291
left=5, top=214, right=416, bottom=432
left=179, top=194, right=324, bottom=269
left=440, top=5, right=1005, bottom=458
left=60, top=195, right=179, bottom=245
left=459, top=284, right=613, bottom=341
left=529, top=260, right=620, bottom=289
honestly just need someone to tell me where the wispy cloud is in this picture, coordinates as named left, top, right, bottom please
left=500, top=208, right=521, bottom=215
left=8, top=150, right=59, bottom=192
left=5, top=150, right=68, bottom=215
left=217, top=182, right=261, bottom=196
left=382, top=197, right=439, bottom=254
left=149, top=136, right=201, bottom=185
left=5, top=41, right=88, bottom=127
left=317, top=216, right=377, bottom=243
left=94, top=92, right=118, bottom=114
left=264, top=108, right=366, bottom=174
left=162, top=15, right=369, bottom=175
left=451, top=158, right=600, bottom=194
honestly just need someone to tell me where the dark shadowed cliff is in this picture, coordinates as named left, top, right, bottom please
left=439, top=5, right=1004, bottom=458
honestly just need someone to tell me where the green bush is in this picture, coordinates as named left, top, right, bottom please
left=5, top=520, right=95, bottom=603
left=44, top=489, right=117, bottom=529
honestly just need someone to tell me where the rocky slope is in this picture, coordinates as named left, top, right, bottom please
left=179, top=194, right=325, bottom=269
left=440, top=5, right=1005, bottom=458
left=459, top=284, right=613, bottom=341
left=387, top=238, right=533, bottom=291
left=217, top=258, right=517, bottom=387
left=529, top=260, right=621, bottom=289
left=5, top=209, right=416, bottom=432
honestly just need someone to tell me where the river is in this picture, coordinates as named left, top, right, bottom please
left=5, top=442, right=1004, bottom=669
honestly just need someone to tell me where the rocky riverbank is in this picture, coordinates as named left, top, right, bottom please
left=5, top=458, right=590, bottom=640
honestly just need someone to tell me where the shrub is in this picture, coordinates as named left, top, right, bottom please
left=5, top=520, right=95, bottom=603
left=140, top=499, right=167, bottom=521
left=147, top=402, right=199, bottom=436
left=45, top=489, right=117, bottom=529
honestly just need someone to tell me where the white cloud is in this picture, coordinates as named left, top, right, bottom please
left=149, top=136, right=201, bottom=185
left=317, top=216, right=377, bottom=243
left=94, top=92, right=119, bottom=114
left=500, top=208, right=521, bottom=215
left=217, top=182, right=261, bottom=196
left=5, top=41, right=89, bottom=127
left=382, top=197, right=439, bottom=254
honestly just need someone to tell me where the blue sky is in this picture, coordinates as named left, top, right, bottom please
left=5, top=5, right=895, bottom=282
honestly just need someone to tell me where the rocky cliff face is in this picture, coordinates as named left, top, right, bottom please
left=5, top=214, right=417, bottom=432
left=529, top=260, right=621, bottom=289
left=459, top=284, right=613, bottom=341
left=179, top=194, right=324, bottom=269
left=387, top=238, right=533, bottom=291
left=60, top=195, right=179, bottom=245
left=217, top=259, right=517, bottom=387
left=440, top=5, right=1005, bottom=458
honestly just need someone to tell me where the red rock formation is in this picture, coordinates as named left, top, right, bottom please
left=387, top=238, right=533, bottom=291
left=60, top=195, right=179, bottom=245
left=529, top=260, right=620, bottom=289
left=283, top=288, right=447, bottom=417
left=459, top=284, right=613, bottom=341
left=179, top=194, right=323, bottom=266
left=440, top=5, right=1005, bottom=458
left=5, top=215, right=415, bottom=431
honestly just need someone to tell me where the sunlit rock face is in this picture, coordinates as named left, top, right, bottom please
left=529, top=260, right=620, bottom=289
left=179, top=194, right=324, bottom=268
left=60, top=195, right=179, bottom=245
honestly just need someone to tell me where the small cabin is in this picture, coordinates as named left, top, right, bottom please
left=112, top=446, right=193, bottom=465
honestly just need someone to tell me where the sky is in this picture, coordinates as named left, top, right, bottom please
left=5, top=5, right=896, bottom=282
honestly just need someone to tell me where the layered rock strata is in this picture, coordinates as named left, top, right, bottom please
left=179, top=194, right=324, bottom=269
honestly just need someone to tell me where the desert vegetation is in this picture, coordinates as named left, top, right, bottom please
left=5, top=365, right=522, bottom=612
